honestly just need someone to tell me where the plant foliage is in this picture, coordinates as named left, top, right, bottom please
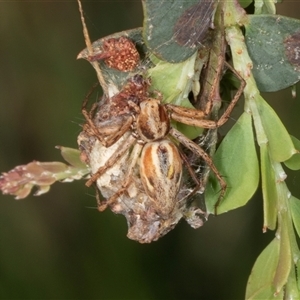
left=1, top=0, right=300, bottom=298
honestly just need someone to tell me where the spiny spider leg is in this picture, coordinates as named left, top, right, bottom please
left=86, top=134, right=136, bottom=187
left=81, top=83, right=134, bottom=148
left=215, top=61, right=245, bottom=126
left=98, top=142, right=144, bottom=211
left=169, top=127, right=226, bottom=214
left=95, top=186, right=105, bottom=210
left=179, top=151, right=204, bottom=204
left=100, top=116, right=134, bottom=148
left=166, top=63, right=245, bottom=129
left=202, top=27, right=226, bottom=117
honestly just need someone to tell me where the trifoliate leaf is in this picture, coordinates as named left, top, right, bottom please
left=245, top=15, right=300, bottom=92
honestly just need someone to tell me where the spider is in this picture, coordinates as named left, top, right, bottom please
left=78, top=124, right=205, bottom=243
left=81, top=63, right=245, bottom=218
left=78, top=76, right=207, bottom=243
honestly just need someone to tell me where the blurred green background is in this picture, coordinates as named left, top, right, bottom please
left=0, top=1, right=299, bottom=299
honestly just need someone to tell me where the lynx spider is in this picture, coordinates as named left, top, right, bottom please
left=77, top=0, right=246, bottom=216
left=81, top=55, right=245, bottom=217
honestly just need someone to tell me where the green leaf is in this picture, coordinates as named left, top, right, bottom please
left=273, top=216, right=292, bottom=294
left=297, top=259, right=300, bottom=291
left=205, top=112, right=259, bottom=214
left=260, top=144, right=277, bottom=230
left=256, top=96, right=296, bottom=162
left=246, top=238, right=282, bottom=300
left=290, top=196, right=300, bottom=238
left=284, top=136, right=300, bottom=170
left=148, top=52, right=197, bottom=105
left=57, top=146, right=88, bottom=169
left=238, top=0, right=253, bottom=8
left=245, top=15, right=300, bottom=92
left=285, top=265, right=300, bottom=300
left=254, top=0, right=276, bottom=14
left=142, top=0, right=216, bottom=63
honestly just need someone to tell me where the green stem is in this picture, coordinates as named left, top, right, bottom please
left=224, top=0, right=299, bottom=295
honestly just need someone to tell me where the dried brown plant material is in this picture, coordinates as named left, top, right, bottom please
left=88, top=37, right=140, bottom=71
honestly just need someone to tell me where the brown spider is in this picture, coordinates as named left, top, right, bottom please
left=78, top=77, right=207, bottom=242
left=80, top=64, right=245, bottom=219
left=76, top=0, right=245, bottom=242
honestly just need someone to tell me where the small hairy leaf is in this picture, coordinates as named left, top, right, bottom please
left=256, top=96, right=296, bottom=162
left=273, top=215, right=292, bottom=294
left=284, top=136, right=300, bottom=170
left=205, top=112, right=259, bottom=214
left=238, top=0, right=252, bottom=8
left=57, top=146, right=88, bottom=169
left=284, top=265, right=300, bottom=299
left=290, top=196, right=300, bottom=237
left=142, top=0, right=216, bottom=63
left=148, top=52, right=197, bottom=105
left=245, top=15, right=300, bottom=92
left=246, top=238, right=282, bottom=300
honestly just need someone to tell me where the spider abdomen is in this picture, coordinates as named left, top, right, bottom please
left=140, top=140, right=182, bottom=219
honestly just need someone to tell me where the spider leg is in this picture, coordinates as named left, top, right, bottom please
left=214, top=62, right=246, bottom=127
left=166, top=62, right=246, bottom=129
left=83, top=110, right=134, bottom=149
left=198, top=30, right=226, bottom=117
left=170, top=127, right=226, bottom=214
left=95, top=186, right=107, bottom=211
left=86, top=134, right=136, bottom=187
left=99, top=142, right=143, bottom=210
left=179, top=151, right=204, bottom=203
left=100, top=116, right=134, bottom=147
left=87, top=51, right=111, bottom=62
left=81, top=83, right=135, bottom=147
left=81, top=82, right=99, bottom=111
left=81, top=83, right=100, bottom=126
